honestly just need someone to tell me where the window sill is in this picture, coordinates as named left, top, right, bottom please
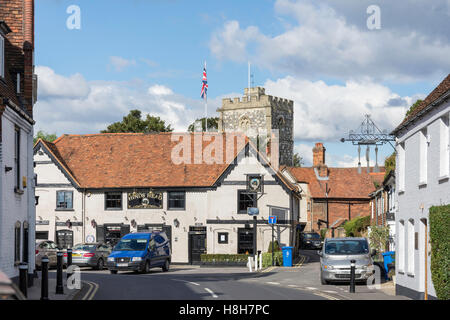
left=418, top=182, right=427, bottom=188
left=105, top=208, right=123, bottom=211
left=397, top=270, right=404, bottom=275
left=14, top=188, right=24, bottom=195
left=438, top=175, right=449, bottom=183
left=398, top=190, right=405, bottom=195
left=407, top=272, right=415, bottom=278
left=55, top=208, right=74, bottom=212
left=167, top=208, right=186, bottom=211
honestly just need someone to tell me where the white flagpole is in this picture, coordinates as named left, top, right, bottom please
left=204, top=60, right=208, bottom=132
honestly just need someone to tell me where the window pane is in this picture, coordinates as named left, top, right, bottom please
left=65, top=192, right=73, bottom=209
left=168, top=192, right=185, bottom=209
left=106, top=192, right=122, bottom=209
left=238, top=191, right=256, bottom=213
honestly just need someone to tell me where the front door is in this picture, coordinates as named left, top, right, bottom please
left=189, top=233, right=207, bottom=264
left=238, top=228, right=254, bottom=254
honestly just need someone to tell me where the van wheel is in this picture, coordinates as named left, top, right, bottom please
left=162, top=259, right=170, bottom=272
left=110, top=270, right=118, bottom=274
left=142, top=261, right=150, bottom=274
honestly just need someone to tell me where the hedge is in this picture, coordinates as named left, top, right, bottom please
left=267, top=240, right=281, bottom=253
left=200, top=254, right=249, bottom=263
left=429, top=205, right=450, bottom=300
left=344, top=215, right=371, bottom=237
left=262, top=252, right=283, bottom=267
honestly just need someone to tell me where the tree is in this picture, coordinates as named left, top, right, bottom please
left=405, top=99, right=423, bottom=117
left=188, top=117, right=219, bottom=132
left=293, top=153, right=304, bottom=167
left=34, top=130, right=57, bottom=144
left=101, top=109, right=173, bottom=133
left=384, top=152, right=396, bottom=178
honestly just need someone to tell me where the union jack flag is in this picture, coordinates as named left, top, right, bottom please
left=201, top=63, right=208, bottom=100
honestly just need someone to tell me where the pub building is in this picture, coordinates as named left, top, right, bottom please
left=33, top=132, right=304, bottom=263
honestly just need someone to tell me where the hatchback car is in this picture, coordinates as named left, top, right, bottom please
left=300, top=232, right=323, bottom=249
left=107, top=232, right=171, bottom=274
left=65, top=243, right=112, bottom=270
left=318, top=237, right=376, bottom=285
left=35, top=240, right=59, bottom=269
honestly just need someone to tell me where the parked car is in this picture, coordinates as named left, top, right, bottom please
left=0, top=270, right=26, bottom=300
left=35, top=240, right=59, bottom=269
left=318, top=237, right=376, bottom=285
left=64, top=243, right=112, bottom=270
left=107, top=232, right=171, bottom=274
left=300, top=232, right=323, bottom=249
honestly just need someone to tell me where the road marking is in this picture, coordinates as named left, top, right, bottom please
left=306, top=287, right=317, bottom=290
left=288, top=284, right=298, bottom=288
left=261, top=266, right=276, bottom=273
left=81, top=281, right=93, bottom=300
left=204, top=288, right=218, bottom=298
left=171, top=279, right=200, bottom=286
left=313, top=292, right=340, bottom=300
left=324, top=290, right=337, bottom=293
left=81, top=281, right=98, bottom=300
left=266, top=282, right=280, bottom=285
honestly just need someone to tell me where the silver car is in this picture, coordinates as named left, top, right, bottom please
left=318, top=237, right=376, bottom=285
left=65, top=243, right=112, bottom=270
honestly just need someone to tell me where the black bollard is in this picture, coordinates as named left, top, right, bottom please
left=55, top=251, right=64, bottom=294
left=19, top=263, right=28, bottom=298
left=41, top=256, right=49, bottom=300
left=66, top=249, right=72, bottom=279
left=349, top=259, right=356, bottom=293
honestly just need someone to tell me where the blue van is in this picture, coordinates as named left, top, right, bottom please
left=106, top=232, right=171, bottom=274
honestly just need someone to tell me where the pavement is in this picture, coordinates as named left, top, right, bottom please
left=26, top=271, right=84, bottom=300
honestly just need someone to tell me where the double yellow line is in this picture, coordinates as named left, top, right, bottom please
left=81, top=281, right=99, bottom=300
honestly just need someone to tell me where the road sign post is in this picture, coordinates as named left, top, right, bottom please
left=268, top=216, right=277, bottom=266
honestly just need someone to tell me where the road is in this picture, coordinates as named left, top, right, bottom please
left=46, top=250, right=407, bottom=300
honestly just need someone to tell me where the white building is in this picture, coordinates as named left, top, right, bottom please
left=34, top=133, right=303, bottom=264
left=391, top=74, right=450, bottom=300
left=0, top=0, right=37, bottom=283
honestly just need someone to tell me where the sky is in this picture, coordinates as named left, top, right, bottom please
left=34, top=0, right=450, bottom=167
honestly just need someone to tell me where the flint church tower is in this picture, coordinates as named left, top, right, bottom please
left=217, top=87, right=294, bottom=166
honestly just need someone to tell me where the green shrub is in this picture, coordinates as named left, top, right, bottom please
left=267, top=240, right=280, bottom=253
left=200, top=254, right=249, bottom=263
left=368, top=225, right=391, bottom=258
left=344, top=215, right=370, bottom=237
left=429, top=205, right=450, bottom=300
left=262, top=252, right=283, bottom=267
left=320, top=228, right=328, bottom=239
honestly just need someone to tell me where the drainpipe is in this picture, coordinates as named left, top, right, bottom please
left=82, top=189, right=86, bottom=242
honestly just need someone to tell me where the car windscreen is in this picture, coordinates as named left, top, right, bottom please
left=114, top=239, right=148, bottom=251
left=72, top=244, right=96, bottom=251
left=304, top=233, right=321, bottom=239
left=324, top=240, right=369, bottom=255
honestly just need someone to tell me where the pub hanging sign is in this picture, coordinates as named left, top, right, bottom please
left=127, top=189, right=163, bottom=209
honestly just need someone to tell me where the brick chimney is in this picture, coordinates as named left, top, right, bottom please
left=23, top=0, right=35, bottom=116
left=313, top=142, right=328, bottom=177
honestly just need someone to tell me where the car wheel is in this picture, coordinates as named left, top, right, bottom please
left=110, top=270, right=118, bottom=274
left=162, top=259, right=170, bottom=272
left=96, top=258, right=104, bottom=270
left=320, top=272, right=328, bottom=285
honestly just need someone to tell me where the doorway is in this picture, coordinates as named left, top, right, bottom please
left=55, top=229, right=73, bottom=249
left=238, top=228, right=254, bottom=254
left=188, top=226, right=207, bottom=264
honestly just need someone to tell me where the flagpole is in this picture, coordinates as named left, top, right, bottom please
left=204, top=60, right=208, bottom=133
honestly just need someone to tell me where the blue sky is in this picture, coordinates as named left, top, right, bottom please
left=34, top=0, right=450, bottom=167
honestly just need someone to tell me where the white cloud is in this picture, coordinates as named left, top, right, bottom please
left=148, top=84, right=173, bottom=96
left=34, top=66, right=220, bottom=136
left=36, top=66, right=90, bottom=99
left=109, top=56, right=137, bottom=72
left=264, top=76, right=423, bottom=142
left=210, top=0, right=450, bottom=82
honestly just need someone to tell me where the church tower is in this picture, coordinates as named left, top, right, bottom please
left=217, top=87, right=294, bottom=166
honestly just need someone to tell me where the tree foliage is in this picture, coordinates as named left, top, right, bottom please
left=344, top=215, right=371, bottom=237
left=405, top=99, right=423, bottom=117
left=368, top=225, right=391, bottom=255
left=101, top=109, right=173, bottom=133
left=34, top=130, right=57, bottom=144
left=187, top=117, right=219, bottom=132
left=384, top=152, right=396, bottom=179
left=293, top=153, right=304, bottom=167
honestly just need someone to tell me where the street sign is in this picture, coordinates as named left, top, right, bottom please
left=247, top=207, right=259, bottom=216
left=268, top=216, right=277, bottom=224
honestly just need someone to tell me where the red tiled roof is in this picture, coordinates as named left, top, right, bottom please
left=287, top=166, right=383, bottom=199
left=393, top=74, right=450, bottom=134
left=37, top=133, right=297, bottom=191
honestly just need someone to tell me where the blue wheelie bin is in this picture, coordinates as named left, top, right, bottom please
left=382, top=251, right=395, bottom=280
left=282, top=246, right=293, bottom=267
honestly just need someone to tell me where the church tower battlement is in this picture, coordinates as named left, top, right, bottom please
left=217, top=87, right=294, bottom=166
